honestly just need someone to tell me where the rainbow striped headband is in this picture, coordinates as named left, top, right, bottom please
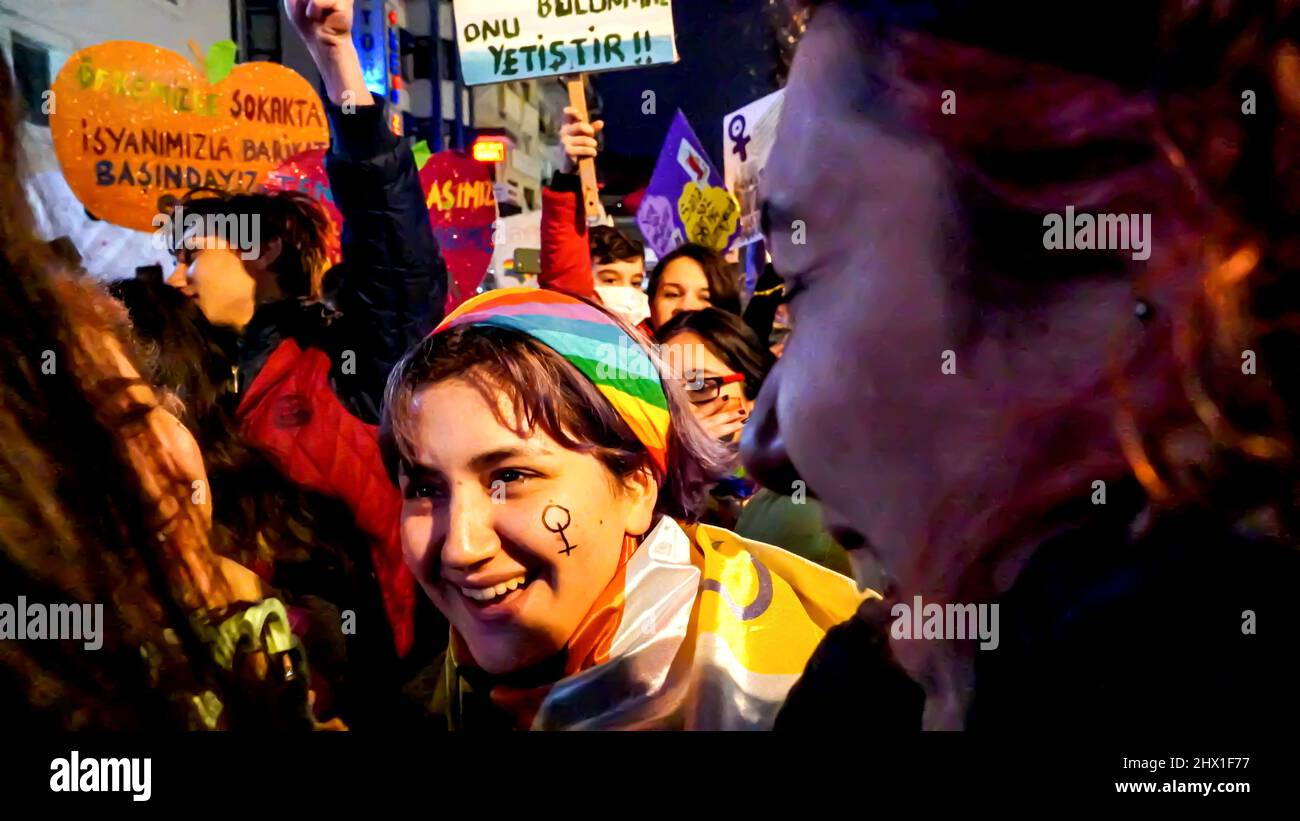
left=434, top=288, right=671, bottom=475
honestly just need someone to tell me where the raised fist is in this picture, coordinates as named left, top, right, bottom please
left=284, top=0, right=355, bottom=53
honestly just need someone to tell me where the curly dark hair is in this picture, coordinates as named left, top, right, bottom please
left=109, top=274, right=431, bottom=727
left=108, top=276, right=370, bottom=570
left=0, top=60, right=235, bottom=728
left=588, top=224, right=644, bottom=266
left=0, top=57, right=330, bottom=729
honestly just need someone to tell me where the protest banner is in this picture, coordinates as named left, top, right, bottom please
left=420, top=150, right=499, bottom=312
left=451, top=1, right=679, bottom=221
left=450, top=0, right=678, bottom=86
left=724, top=89, right=784, bottom=250
left=49, top=40, right=329, bottom=233
left=636, top=110, right=740, bottom=258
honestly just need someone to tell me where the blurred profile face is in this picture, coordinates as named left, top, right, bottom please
left=166, top=233, right=258, bottom=330
left=593, top=258, right=645, bottom=289
left=103, top=336, right=268, bottom=603
left=100, top=336, right=211, bottom=527
left=661, top=330, right=752, bottom=418
left=397, top=378, right=656, bottom=674
left=651, top=258, right=712, bottom=328
left=744, top=5, right=967, bottom=585
left=58, top=274, right=249, bottom=607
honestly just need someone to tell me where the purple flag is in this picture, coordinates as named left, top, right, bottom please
left=636, top=111, right=741, bottom=258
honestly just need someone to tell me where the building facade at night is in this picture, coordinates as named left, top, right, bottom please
left=472, top=78, right=550, bottom=216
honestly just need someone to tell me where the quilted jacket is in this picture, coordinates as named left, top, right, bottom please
left=235, top=101, right=444, bottom=657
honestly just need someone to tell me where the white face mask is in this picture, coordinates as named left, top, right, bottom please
left=594, top=285, right=651, bottom=328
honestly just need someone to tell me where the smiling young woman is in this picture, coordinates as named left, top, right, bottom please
left=381, top=288, right=863, bottom=730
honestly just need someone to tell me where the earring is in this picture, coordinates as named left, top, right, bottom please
left=1134, top=298, right=1154, bottom=323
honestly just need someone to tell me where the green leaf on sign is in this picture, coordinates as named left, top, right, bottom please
left=206, top=41, right=238, bottom=84
left=412, top=140, right=432, bottom=171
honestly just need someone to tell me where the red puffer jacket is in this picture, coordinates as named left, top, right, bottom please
left=542, top=173, right=654, bottom=338
left=540, top=173, right=598, bottom=301
left=237, top=338, right=412, bottom=656
left=232, top=101, right=444, bottom=658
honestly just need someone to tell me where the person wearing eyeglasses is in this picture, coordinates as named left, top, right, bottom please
left=657, top=309, right=767, bottom=445
left=656, top=309, right=853, bottom=575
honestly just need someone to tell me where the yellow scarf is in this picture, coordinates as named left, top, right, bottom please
left=437, top=518, right=867, bottom=730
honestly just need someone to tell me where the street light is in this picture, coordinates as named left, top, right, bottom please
left=472, top=137, right=507, bottom=164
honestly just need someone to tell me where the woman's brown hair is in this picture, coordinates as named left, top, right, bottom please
left=0, top=58, right=249, bottom=728
left=174, top=188, right=335, bottom=301
left=647, top=243, right=743, bottom=322
left=381, top=305, right=732, bottom=523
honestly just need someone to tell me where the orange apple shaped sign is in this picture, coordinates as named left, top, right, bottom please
left=50, top=41, right=330, bottom=232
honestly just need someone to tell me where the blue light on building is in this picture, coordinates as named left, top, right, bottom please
left=388, top=26, right=402, bottom=105
left=353, top=0, right=389, bottom=97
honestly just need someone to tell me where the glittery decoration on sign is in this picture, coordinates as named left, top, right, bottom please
left=264, top=147, right=497, bottom=291
left=419, top=151, right=497, bottom=313
left=50, top=41, right=330, bottom=232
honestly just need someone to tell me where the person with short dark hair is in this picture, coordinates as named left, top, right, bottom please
left=656, top=308, right=851, bottom=574
left=383, top=289, right=862, bottom=730
left=656, top=308, right=770, bottom=444
left=587, top=225, right=645, bottom=286
left=161, top=0, right=447, bottom=659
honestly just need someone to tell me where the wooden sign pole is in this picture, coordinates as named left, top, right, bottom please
left=565, top=74, right=604, bottom=225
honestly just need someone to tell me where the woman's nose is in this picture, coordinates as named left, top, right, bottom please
left=741, top=359, right=806, bottom=497
left=440, top=488, right=501, bottom=571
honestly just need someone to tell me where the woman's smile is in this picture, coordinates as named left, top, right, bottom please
left=451, top=569, right=543, bottom=622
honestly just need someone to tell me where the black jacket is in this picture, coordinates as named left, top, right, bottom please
left=237, top=100, right=445, bottom=424
left=777, top=486, right=1300, bottom=731
left=230, top=101, right=448, bottom=723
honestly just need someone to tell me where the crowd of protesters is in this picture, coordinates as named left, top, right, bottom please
left=2, top=0, right=1300, bottom=730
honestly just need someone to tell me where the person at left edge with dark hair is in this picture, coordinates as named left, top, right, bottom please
left=164, top=0, right=446, bottom=664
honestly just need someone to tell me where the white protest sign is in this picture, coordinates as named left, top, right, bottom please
left=452, top=0, right=678, bottom=86
left=491, top=210, right=542, bottom=278
left=723, top=89, right=784, bottom=249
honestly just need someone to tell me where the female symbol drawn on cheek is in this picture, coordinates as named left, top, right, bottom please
left=543, top=504, right=577, bottom=556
